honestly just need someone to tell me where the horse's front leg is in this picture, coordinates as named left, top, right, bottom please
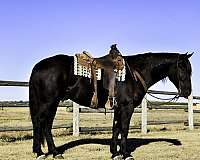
left=120, top=105, right=134, bottom=160
left=110, top=108, right=122, bottom=159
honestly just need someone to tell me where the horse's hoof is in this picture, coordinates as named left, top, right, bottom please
left=124, top=156, right=134, bottom=160
left=112, top=155, right=122, bottom=160
left=36, top=155, right=46, bottom=160
left=54, top=154, right=64, bottom=159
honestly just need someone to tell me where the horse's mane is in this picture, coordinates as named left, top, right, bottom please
left=124, top=52, right=180, bottom=67
left=124, top=52, right=192, bottom=84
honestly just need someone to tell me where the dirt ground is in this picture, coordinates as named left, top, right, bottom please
left=1, top=107, right=200, bottom=159
left=1, top=129, right=200, bottom=160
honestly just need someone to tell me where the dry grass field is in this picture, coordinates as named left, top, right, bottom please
left=1, top=130, right=200, bottom=160
left=1, top=107, right=200, bottom=159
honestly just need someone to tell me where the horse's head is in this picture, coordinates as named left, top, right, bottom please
left=168, top=53, right=193, bottom=98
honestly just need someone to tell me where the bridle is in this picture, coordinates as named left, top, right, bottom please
left=176, top=54, right=182, bottom=95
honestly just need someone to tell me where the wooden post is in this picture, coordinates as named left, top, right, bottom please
left=73, top=102, right=80, bottom=136
left=188, top=92, right=194, bottom=130
left=141, top=95, right=147, bottom=134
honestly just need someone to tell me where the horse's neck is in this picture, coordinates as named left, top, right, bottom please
left=127, top=58, right=172, bottom=107
left=135, top=57, right=175, bottom=90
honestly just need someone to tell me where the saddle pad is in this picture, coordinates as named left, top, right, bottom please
left=74, top=55, right=101, bottom=80
left=74, top=56, right=126, bottom=81
left=116, top=61, right=126, bottom=81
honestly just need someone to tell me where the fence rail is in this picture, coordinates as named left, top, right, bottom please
left=0, top=124, right=72, bottom=132
left=0, top=80, right=28, bottom=87
left=1, top=80, right=200, bottom=99
left=0, top=80, right=200, bottom=135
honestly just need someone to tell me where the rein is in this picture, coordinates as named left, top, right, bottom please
left=145, top=94, right=179, bottom=109
left=147, top=92, right=179, bottom=101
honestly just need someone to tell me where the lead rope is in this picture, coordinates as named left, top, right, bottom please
left=147, top=92, right=179, bottom=101
left=145, top=94, right=179, bottom=109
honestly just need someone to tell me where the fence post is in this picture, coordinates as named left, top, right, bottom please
left=188, top=92, right=194, bottom=130
left=73, top=102, right=80, bottom=136
left=141, top=95, right=147, bottom=134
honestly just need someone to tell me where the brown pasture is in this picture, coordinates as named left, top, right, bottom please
left=1, top=107, right=200, bottom=159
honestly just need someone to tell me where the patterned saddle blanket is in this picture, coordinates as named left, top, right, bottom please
left=74, top=51, right=126, bottom=81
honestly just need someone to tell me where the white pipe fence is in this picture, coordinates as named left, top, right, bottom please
left=73, top=91, right=196, bottom=135
left=0, top=80, right=198, bottom=135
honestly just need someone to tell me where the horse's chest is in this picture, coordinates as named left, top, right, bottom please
left=117, top=84, right=144, bottom=107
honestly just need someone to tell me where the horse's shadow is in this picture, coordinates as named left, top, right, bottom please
left=56, top=137, right=181, bottom=155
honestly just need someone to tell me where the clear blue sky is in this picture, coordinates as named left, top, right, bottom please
left=0, top=0, right=199, bottom=101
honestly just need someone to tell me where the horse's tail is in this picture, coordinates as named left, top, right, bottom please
left=39, top=123, right=45, bottom=147
left=29, top=73, right=45, bottom=146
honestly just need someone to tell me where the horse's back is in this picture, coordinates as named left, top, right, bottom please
left=31, top=54, right=72, bottom=74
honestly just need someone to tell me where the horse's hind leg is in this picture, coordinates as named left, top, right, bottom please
left=32, top=100, right=62, bottom=159
left=30, top=89, right=45, bottom=157
left=30, top=94, right=60, bottom=158
left=32, top=118, right=44, bottom=157
left=42, top=101, right=64, bottom=158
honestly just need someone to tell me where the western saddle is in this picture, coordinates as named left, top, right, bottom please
left=74, top=44, right=125, bottom=108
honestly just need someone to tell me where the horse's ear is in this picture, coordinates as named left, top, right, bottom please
left=186, top=52, right=194, bottom=59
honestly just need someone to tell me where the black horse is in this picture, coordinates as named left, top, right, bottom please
left=29, top=45, right=192, bottom=160
left=29, top=45, right=124, bottom=159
